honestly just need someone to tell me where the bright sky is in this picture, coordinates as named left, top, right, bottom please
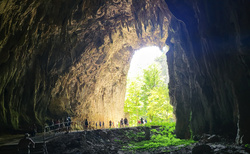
left=128, top=46, right=163, bottom=78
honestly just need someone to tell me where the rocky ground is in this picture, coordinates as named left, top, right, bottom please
left=46, top=127, right=250, bottom=154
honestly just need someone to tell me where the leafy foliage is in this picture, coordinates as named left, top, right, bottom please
left=147, top=85, right=173, bottom=122
left=140, top=63, right=163, bottom=117
left=124, top=77, right=144, bottom=124
left=125, top=61, right=174, bottom=125
left=123, top=122, right=196, bottom=151
left=245, top=144, right=250, bottom=148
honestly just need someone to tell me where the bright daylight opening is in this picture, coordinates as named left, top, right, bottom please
left=124, top=46, right=174, bottom=127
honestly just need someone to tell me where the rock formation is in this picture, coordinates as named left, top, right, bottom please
left=166, top=0, right=250, bottom=144
left=0, top=0, right=170, bottom=131
left=0, top=0, right=250, bottom=144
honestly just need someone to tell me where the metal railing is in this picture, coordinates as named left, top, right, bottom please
left=42, top=120, right=132, bottom=142
left=43, top=121, right=120, bottom=135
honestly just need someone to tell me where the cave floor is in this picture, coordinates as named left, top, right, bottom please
left=0, top=128, right=250, bottom=154
left=45, top=127, right=250, bottom=154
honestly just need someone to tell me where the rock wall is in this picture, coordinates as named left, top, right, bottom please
left=165, top=0, right=250, bottom=143
left=0, top=0, right=170, bottom=131
left=2, top=0, right=249, bottom=144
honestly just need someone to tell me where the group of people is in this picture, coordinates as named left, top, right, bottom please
left=84, top=117, right=147, bottom=129
left=44, top=117, right=130, bottom=132
left=82, top=119, right=107, bottom=130
left=17, top=117, right=131, bottom=153
left=119, top=118, right=129, bottom=127
left=138, top=117, right=147, bottom=125
left=43, top=117, right=148, bottom=132
left=82, top=118, right=129, bottom=130
left=45, top=116, right=71, bottom=133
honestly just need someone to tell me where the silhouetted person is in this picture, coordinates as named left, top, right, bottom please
left=120, top=118, right=124, bottom=128
left=109, top=120, right=112, bottom=128
left=18, top=133, right=35, bottom=154
left=85, top=119, right=88, bottom=130
left=141, top=117, right=144, bottom=125
left=99, top=121, right=102, bottom=128
left=66, top=116, right=71, bottom=133
left=124, top=118, right=128, bottom=127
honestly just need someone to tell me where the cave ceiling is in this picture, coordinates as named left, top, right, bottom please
left=0, top=0, right=170, bottom=130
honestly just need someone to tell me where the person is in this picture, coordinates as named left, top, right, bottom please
left=102, top=121, right=105, bottom=128
left=99, top=121, right=102, bottom=128
left=96, top=122, right=98, bottom=129
left=85, top=119, right=88, bottom=130
left=124, top=118, right=128, bottom=127
left=66, top=116, right=71, bottom=133
left=67, top=116, right=71, bottom=126
left=64, top=117, right=68, bottom=127
left=18, top=133, right=35, bottom=154
left=141, top=117, right=144, bottom=125
left=120, top=118, right=123, bottom=128
left=109, top=120, right=112, bottom=128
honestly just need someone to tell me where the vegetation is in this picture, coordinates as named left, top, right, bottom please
left=123, top=122, right=196, bottom=151
left=245, top=144, right=250, bottom=148
left=125, top=60, right=174, bottom=126
left=123, top=50, right=196, bottom=151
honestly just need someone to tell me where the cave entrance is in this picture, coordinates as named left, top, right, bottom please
left=124, top=46, right=174, bottom=126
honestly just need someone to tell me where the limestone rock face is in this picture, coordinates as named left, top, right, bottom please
left=0, top=0, right=170, bottom=131
left=165, top=0, right=250, bottom=143
left=1, top=0, right=250, bottom=145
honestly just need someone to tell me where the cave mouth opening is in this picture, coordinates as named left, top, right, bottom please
left=124, top=46, right=174, bottom=126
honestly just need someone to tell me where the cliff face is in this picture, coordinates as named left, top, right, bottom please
left=165, top=0, right=250, bottom=143
left=0, top=0, right=170, bottom=131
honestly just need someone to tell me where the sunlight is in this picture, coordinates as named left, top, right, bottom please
left=128, top=46, right=162, bottom=78
left=125, top=45, right=173, bottom=126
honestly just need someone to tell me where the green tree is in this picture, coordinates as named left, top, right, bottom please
left=125, top=54, right=174, bottom=125
left=147, top=86, right=173, bottom=122
left=124, top=77, right=143, bottom=125
left=140, top=63, right=164, bottom=117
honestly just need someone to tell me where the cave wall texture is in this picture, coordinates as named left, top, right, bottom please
left=0, top=0, right=250, bottom=144
left=166, top=0, right=250, bottom=144
left=0, top=0, right=170, bottom=131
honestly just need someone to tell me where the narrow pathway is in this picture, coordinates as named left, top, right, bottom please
left=0, top=128, right=128, bottom=154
